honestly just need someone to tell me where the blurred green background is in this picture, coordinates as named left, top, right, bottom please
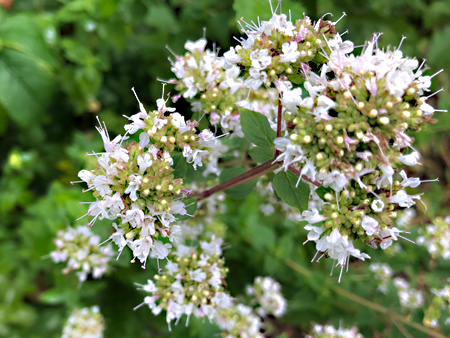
left=1, top=0, right=449, bottom=337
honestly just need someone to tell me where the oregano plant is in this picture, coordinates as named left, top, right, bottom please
left=55, top=2, right=447, bottom=337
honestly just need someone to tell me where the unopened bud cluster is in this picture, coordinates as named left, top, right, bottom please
left=50, top=226, right=113, bottom=283
left=62, top=306, right=105, bottom=338
left=417, top=216, right=450, bottom=260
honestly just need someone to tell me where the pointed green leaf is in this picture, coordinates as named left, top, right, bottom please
left=240, top=109, right=276, bottom=147
left=272, top=170, right=310, bottom=211
left=248, top=146, right=274, bottom=163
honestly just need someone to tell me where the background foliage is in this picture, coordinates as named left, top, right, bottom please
left=1, top=0, right=449, bottom=337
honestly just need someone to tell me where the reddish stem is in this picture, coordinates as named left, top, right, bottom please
left=188, top=158, right=278, bottom=199
left=287, top=166, right=321, bottom=187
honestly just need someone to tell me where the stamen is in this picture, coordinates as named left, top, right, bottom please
left=77, top=213, right=89, bottom=221
left=430, top=69, right=444, bottom=78
left=317, top=251, right=327, bottom=262
left=397, top=35, right=407, bottom=50
left=311, top=250, right=319, bottom=262
left=202, top=26, right=206, bottom=39
left=425, top=88, right=444, bottom=99
left=338, top=265, right=344, bottom=283
left=335, top=12, right=347, bottom=25
left=398, top=235, right=415, bottom=244
left=269, top=0, right=274, bottom=15
left=70, top=180, right=84, bottom=184
left=339, top=30, right=348, bottom=37
left=416, top=59, right=427, bottom=75
left=165, top=44, right=178, bottom=58
left=133, top=302, right=146, bottom=311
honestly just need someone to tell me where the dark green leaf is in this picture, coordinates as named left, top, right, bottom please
left=0, top=14, right=56, bottom=128
left=240, top=109, right=276, bottom=147
left=233, top=0, right=305, bottom=22
left=219, top=166, right=257, bottom=199
left=248, top=146, right=273, bottom=163
left=173, top=154, right=188, bottom=179
left=272, top=170, right=310, bottom=211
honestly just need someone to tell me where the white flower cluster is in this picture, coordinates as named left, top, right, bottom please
left=62, top=306, right=104, bottom=338
left=226, top=13, right=349, bottom=89
left=217, top=10, right=443, bottom=276
left=78, top=90, right=226, bottom=266
left=246, top=276, right=286, bottom=317
left=136, top=237, right=230, bottom=330
left=417, top=216, right=450, bottom=260
left=50, top=226, right=113, bottom=283
left=306, top=323, right=364, bottom=338
left=369, top=263, right=393, bottom=293
left=393, top=278, right=424, bottom=311
left=215, top=303, right=264, bottom=338
left=170, top=38, right=279, bottom=136
left=424, top=284, right=450, bottom=327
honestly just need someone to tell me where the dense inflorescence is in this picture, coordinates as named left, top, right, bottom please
left=50, top=226, right=113, bottom=283
left=62, top=306, right=105, bottom=338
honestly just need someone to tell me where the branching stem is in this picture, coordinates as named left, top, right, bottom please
left=188, top=95, right=322, bottom=199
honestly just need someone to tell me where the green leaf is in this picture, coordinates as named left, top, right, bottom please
left=100, top=0, right=119, bottom=18
left=287, top=74, right=305, bottom=84
left=315, top=186, right=333, bottom=200
left=172, top=154, right=188, bottom=179
left=240, top=109, right=276, bottom=147
left=0, top=14, right=56, bottom=128
left=272, top=170, right=310, bottom=211
left=248, top=146, right=274, bottom=163
left=219, top=166, right=257, bottom=199
left=428, top=26, right=450, bottom=69
left=233, top=0, right=305, bottom=22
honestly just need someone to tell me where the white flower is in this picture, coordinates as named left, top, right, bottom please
left=371, top=199, right=385, bottom=213
left=377, top=164, right=394, bottom=189
left=390, top=190, right=421, bottom=208
left=171, top=113, right=191, bottom=134
left=189, top=268, right=207, bottom=282
left=137, top=154, right=152, bottom=173
left=280, top=41, right=300, bottom=62
left=124, top=174, right=142, bottom=201
left=399, top=170, right=421, bottom=188
left=397, top=151, right=420, bottom=166
left=152, top=240, right=172, bottom=259
left=184, top=38, right=207, bottom=52
left=362, top=216, right=379, bottom=236
left=304, top=225, right=325, bottom=243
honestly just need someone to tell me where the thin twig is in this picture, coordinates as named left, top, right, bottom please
left=188, top=158, right=279, bottom=199
left=285, top=259, right=447, bottom=338
left=288, top=166, right=321, bottom=187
